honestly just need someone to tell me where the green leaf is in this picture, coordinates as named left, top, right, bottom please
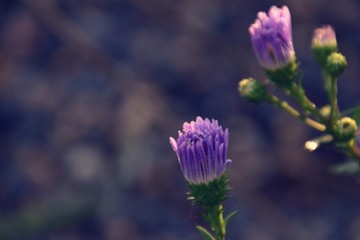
left=224, top=211, right=239, bottom=227
left=196, top=225, right=215, bottom=240
left=330, top=161, right=359, bottom=175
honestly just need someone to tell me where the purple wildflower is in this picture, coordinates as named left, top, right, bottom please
left=312, top=26, right=337, bottom=48
left=169, top=117, right=231, bottom=184
left=249, top=6, right=295, bottom=70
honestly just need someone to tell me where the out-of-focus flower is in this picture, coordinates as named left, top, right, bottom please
left=169, top=117, right=231, bottom=185
left=249, top=6, right=295, bottom=71
left=312, top=26, right=338, bottom=67
left=239, top=78, right=268, bottom=103
left=312, top=26, right=337, bottom=49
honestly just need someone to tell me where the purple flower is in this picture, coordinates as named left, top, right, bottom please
left=312, top=25, right=337, bottom=48
left=249, top=6, right=295, bottom=70
left=170, top=117, right=231, bottom=184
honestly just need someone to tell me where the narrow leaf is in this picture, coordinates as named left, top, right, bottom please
left=196, top=225, right=215, bottom=240
left=224, top=211, right=239, bottom=226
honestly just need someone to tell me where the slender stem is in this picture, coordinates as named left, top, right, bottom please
left=205, top=204, right=226, bottom=240
left=267, top=95, right=326, bottom=132
left=324, top=72, right=339, bottom=130
left=288, top=82, right=323, bottom=121
left=304, top=134, right=334, bottom=151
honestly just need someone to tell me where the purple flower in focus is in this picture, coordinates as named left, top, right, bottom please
left=170, top=117, right=231, bottom=184
left=249, top=6, right=295, bottom=70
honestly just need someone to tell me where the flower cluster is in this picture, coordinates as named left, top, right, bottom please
left=170, top=5, right=360, bottom=240
left=240, top=5, right=359, bottom=168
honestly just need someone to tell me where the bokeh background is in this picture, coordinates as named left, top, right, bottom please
left=1, top=0, right=360, bottom=239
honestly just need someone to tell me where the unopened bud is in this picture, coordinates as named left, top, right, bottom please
left=319, top=105, right=331, bottom=119
left=325, top=52, right=347, bottom=77
left=312, top=26, right=338, bottom=67
left=335, top=117, right=358, bottom=142
left=238, top=78, right=267, bottom=103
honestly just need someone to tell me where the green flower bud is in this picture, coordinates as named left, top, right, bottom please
left=325, top=52, right=347, bottom=77
left=238, top=78, right=267, bottom=103
left=319, top=105, right=331, bottom=119
left=312, top=26, right=338, bottom=67
left=335, top=117, right=358, bottom=142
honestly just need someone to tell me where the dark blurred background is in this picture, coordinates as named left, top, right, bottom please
left=0, top=0, right=360, bottom=239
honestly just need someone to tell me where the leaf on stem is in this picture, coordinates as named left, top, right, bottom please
left=224, top=211, right=239, bottom=227
left=196, top=225, right=216, bottom=240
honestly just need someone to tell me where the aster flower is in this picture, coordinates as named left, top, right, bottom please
left=249, top=6, right=295, bottom=70
left=169, top=117, right=231, bottom=185
left=312, top=26, right=338, bottom=67
left=312, top=25, right=337, bottom=48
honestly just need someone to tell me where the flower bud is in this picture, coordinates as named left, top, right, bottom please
left=325, top=52, right=347, bottom=77
left=312, top=26, right=338, bottom=67
left=335, top=117, right=358, bottom=142
left=319, top=105, right=331, bottom=119
left=249, top=6, right=295, bottom=71
left=238, top=78, right=267, bottom=103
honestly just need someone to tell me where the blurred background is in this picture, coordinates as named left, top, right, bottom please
left=0, top=0, right=360, bottom=239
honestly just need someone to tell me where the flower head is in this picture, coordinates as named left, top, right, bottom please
left=312, top=26, right=337, bottom=49
left=312, top=26, right=338, bottom=67
left=249, top=6, right=295, bottom=70
left=239, top=78, right=268, bottom=103
left=170, top=117, right=231, bottom=184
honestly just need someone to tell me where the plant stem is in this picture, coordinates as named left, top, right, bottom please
left=205, top=204, right=226, bottom=240
left=267, top=95, right=326, bottom=132
left=288, top=82, right=323, bottom=121
left=324, top=72, right=339, bottom=130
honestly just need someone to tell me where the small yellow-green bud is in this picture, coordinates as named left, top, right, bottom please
left=238, top=78, right=267, bottom=103
left=335, top=117, right=358, bottom=142
left=325, top=52, right=347, bottom=77
left=319, top=105, right=331, bottom=119
left=312, top=26, right=338, bottom=67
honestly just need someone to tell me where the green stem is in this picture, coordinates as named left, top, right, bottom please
left=288, top=82, right=323, bottom=121
left=205, top=204, right=226, bottom=240
left=267, top=95, right=326, bottom=132
left=324, top=72, right=339, bottom=130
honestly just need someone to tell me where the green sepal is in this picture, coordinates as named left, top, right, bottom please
left=224, top=211, right=238, bottom=227
left=312, top=45, right=337, bottom=68
left=196, top=225, right=216, bottom=240
left=264, top=60, right=298, bottom=89
left=187, top=175, right=231, bottom=207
